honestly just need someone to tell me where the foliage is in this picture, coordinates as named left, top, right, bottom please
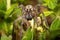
left=49, top=16, right=60, bottom=40
left=0, top=0, right=6, bottom=11
left=0, top=0, right=60, bottom=40
left=1, top=34, right=11, bottom=40
left=22, top=27, right=33, bottom=40
left=43, top=0, right=58, bottom=9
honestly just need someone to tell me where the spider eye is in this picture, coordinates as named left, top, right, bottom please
left=31, top=8, right=33, bottom=11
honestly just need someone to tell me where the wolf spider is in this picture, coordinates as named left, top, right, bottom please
left=12, top=4, right=49, bottom=40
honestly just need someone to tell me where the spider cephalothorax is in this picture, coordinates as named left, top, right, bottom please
left=22, top=5, right=38, bottom=20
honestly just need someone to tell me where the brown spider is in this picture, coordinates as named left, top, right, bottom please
left=12, top=4, right=49, bottom=40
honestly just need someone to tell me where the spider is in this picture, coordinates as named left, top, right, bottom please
left=12, top=4, right=49, bottom=40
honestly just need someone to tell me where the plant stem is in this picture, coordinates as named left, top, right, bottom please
left=7, top=0, right=11, bottom=10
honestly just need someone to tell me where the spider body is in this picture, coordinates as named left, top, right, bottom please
left=12, top=4, right=49, bottom=40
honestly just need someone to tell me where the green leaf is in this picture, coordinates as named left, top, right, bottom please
left=48, top=0, right=57, bottom=9
left=39, top=31, right=46, bottom=40
left=43, top=0, right=57, bottom=9
left=50, top=17, right=60, bottom=31
left=1, top=34, right=11, bottom=40
left=9, top=8, right=22, bottom=17
left=44, top=11, right=53, bottom=16
left=0, top=19, right=13, bottom=34
left=0, top=0, right=6, bottom=11
left=0, top=0, right=6, bottom=16
left=22, top=27, right=33, bottom=40
left=49, top=16, right=60, bottom=40
left=0, top=20, right=7, bottom=32
left=40, top=11, right=53, bottom=16
left=5, top=4, right=18, bottom=19
left=6, top=22, right=13, bottom=35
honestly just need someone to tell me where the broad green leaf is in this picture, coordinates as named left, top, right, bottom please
left=22, top=27, right=33, bottom=40
left=43, top=0, right=57, bottom=9
left=49, top=16, right=60, bottom=40
left=48, top=0, right=57, bottom=9
left=50, top=17, right=60, bottom=31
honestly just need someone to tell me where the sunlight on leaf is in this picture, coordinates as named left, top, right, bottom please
left=43, top=0, right=57, bottom=9
left=40, top=11, right=53, bottom=16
